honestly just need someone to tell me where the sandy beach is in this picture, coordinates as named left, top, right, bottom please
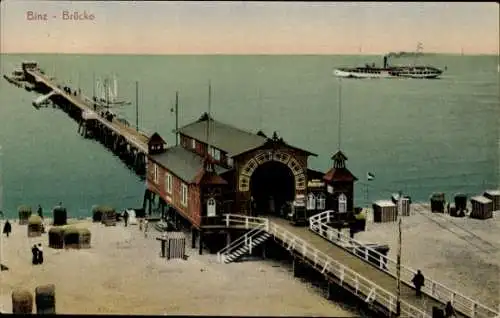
left=0, top=219, right=355, bottom=316
left=356, top=206, right=500, bottom=310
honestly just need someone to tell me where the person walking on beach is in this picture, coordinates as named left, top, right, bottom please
left=31, top=244, right=39, bottom=265
left=144, top=219, right=149, bottom=238
left=37, top=204, right=43, bottom=219
left=37, top=243, right=44, bottom=264
left=3, top=220, right=11, bottom=237
left=412, top=269, right=425, bottom=297
left=123, top=210, right=129, bottom=227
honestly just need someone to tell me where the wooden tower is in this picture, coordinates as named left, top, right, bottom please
left=323, top=150, right=358, bottom=212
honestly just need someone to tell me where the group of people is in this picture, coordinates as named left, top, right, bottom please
left=31, top=243, right=44, bottom=265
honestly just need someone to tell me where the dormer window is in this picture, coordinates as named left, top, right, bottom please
left=191, top=139, right=196, bottom=149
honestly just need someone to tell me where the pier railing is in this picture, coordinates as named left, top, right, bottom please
left=222, top=214, right=429, bottom=318
left=25, top=69, right=149, bottom=153
left=309, top=210, right=498, bottom=318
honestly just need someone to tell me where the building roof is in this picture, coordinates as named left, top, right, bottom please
left=484, top=189, right=500, bottom=196
left=373, top=200, right=396, bottom=208
left=148, top=132, right=166, bottom=146
left=471, top=196, right=492, bottom=205
left=323, top=167, right=358, bottom=182
left=192, top=157, right=229, bottom=186
left=149, top=145, right=229, bottom=184
left=178, top=113, right=267, bottom=157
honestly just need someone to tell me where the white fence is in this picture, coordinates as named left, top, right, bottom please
left=222, top=214, right=429, bottom=318
left=309, top=210, right=498, bottom=318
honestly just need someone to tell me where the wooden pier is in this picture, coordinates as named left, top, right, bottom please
left=219, top=214, right=499, bottom=318
left=23, top=67, right=149, bottom=177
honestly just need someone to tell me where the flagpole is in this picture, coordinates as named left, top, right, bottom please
left=396, top=189, right=403, bottom=317
left=337, top=78, right=342, bottom=150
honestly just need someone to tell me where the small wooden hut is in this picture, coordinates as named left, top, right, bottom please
left=156, top=232, right=186, bottom=260
left=372, top=200, right=397, bottom=223
left=483, top=190, right=500, bottom=211
left=91, top=205, right=103, bottom=222
left=18, top=205, right=32, bottom=225
left=454, top=193, right=467, bottom=212
left=12, top=288, right=33, bottom=314
left=48, top=227, right=65, bottom=249
left=430, top=193, right=445, bottom=213
left=78, top=228, right=91, bottom=248
left=62, top=227, right=80, bottom=249
left=470, top=196, right=493, bottom=220
left=101, top=206, right=117, bottom=226
left=27, top=215, right=43, bottom=237
left=35, top=284, right=56, bottom=314
left=61, top=226, right=91, bottom=249
left=52, top=206, right=67, bottom=226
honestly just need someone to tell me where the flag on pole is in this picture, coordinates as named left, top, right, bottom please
left=367, top=172, right=375, bottom=181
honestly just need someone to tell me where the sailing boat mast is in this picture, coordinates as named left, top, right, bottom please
left=135, top=81, right=139, bottom=131
left=104, top=77, right=109, bottom=108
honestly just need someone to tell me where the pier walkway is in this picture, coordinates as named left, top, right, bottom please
left=220, top=214, right=498, bottom=318
left=25, top=69, right=149, bottom=153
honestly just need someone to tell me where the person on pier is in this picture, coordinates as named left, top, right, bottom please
left=444, top=301, right=457, bottom=317
left=411, top=269, right=425, bottom=297
left=3, top=220, right=12, bottom=237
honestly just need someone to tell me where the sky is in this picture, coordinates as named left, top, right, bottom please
left=1, top=1, right=498, bottom=54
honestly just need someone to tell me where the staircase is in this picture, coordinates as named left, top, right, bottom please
left=217, top=223, right=271, bottom=264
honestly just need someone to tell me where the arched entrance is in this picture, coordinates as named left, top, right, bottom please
left=250, top=161, right=295, bottom=216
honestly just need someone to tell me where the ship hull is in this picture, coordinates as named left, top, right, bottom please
left=333, top=68, right=442, bottom=79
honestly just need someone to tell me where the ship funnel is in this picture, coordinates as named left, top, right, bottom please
left=383, top=55, right=388, bottom=68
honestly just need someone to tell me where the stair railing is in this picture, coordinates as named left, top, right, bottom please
left=224, top=213, right=268, bottom=229
left=217, top=222, right=267, bottom=263
left=309, top=210, right=499, bottom=318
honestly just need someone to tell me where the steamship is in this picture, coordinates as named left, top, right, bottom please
left=334, top=45, right=444, bottom=79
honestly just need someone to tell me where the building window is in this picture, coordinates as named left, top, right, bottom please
left=153, top=164, right=159, bottom=184
left=338, top=193, right=347, bottom=213
left=307, top=193, right=316, bottom=210
left=207, top=198, right=216, bottom=217
left=181, top=183, right=188, bottom=207
left=227, top=157, right=233, bottom=168
left=164, top=173, right=173, bottom=194
left=191, top=139, right=196, bottom=149
left=317, top=193, right=326, bottom=210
